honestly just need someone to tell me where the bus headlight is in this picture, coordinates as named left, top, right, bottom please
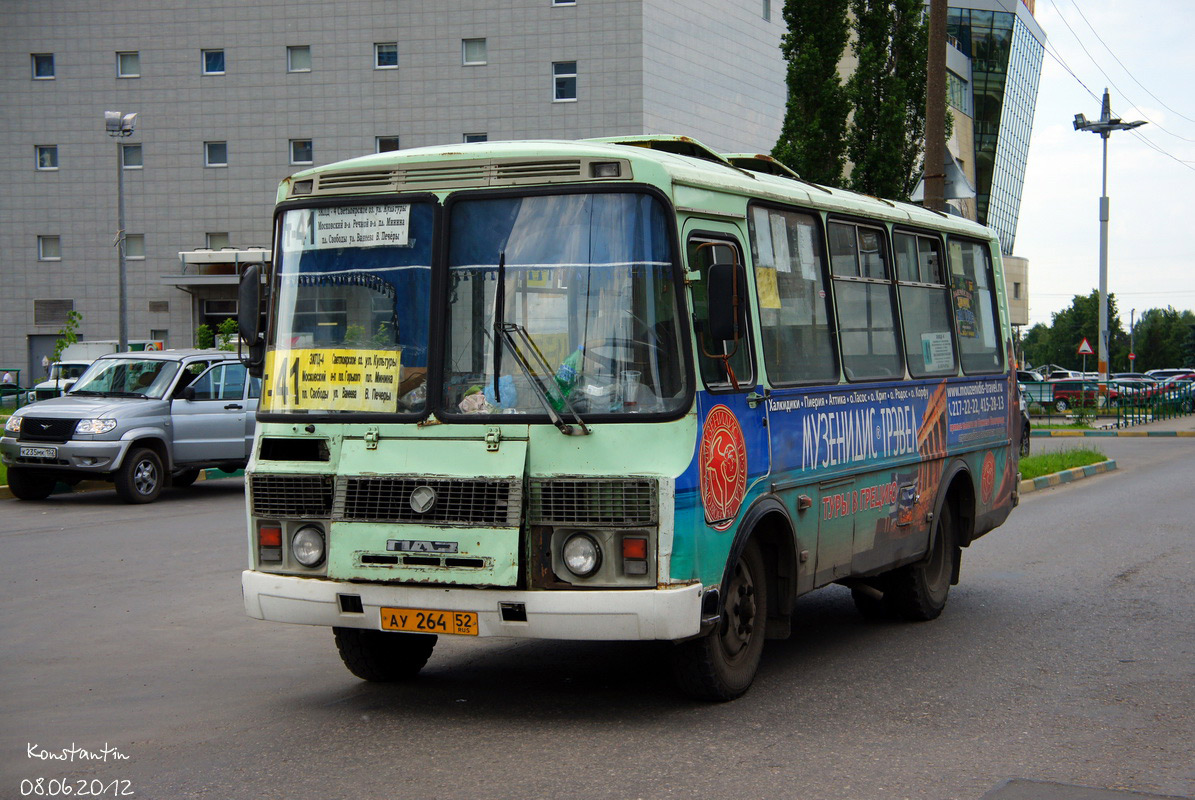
left=562, top=533, right=602, bottom=577
left=291, top=525, right=326, bottom=567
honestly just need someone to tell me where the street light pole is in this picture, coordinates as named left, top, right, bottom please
left=1073, top=89, right=1145, bottom=385
left=105, top=111, right=137, bottom=352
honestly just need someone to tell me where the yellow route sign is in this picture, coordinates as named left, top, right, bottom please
left=263, top=348, right=402, bottom=412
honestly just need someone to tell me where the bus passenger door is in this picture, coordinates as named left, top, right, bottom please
left=684, top=224, right=771, bottom=536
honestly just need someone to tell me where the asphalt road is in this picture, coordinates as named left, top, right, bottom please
left=1, top=445, right=1192, bottom=800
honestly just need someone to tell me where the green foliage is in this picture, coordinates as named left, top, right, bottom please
left=845, top=0, right=928, bottom=200
left=195, top=324, right=214, bottom=350
left=52, top=311, right=83, bottom=361
left=1131, top=307, right=1195, bottom=370
left=217, top=317, right=239, bottom=351
left=1019, top=447, right=1107, bottom=481
left=1021, top=291, right=1125, bottom=371
left=1022, top=295, right=1194, bottom=372
left=773, top=0, right=850, bottom=185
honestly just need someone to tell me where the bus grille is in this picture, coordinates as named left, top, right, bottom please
left=336, top=477, right=522, bottom=527
left=250, top=474, right=335, bottom=518
left=17, top=417, right=76, bottom=443
left=529, top=479, right=658, bottom=526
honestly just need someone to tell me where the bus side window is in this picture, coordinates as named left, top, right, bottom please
left=895, top=231, right=958, bottom=378
left=947, top=238, right=1005, bottom=374
left=688, top=236, right=753, bottom=390
left=747, top=205, right=838, bottom=384
left=828, top=221, right=903, bottom=381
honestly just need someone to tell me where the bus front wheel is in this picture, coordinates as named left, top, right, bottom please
left=670, top=539, right=767, bottom=701
left=333, top=627, right=437, bottom=682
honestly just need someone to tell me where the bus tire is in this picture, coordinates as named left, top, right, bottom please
left=114, top=447, right=164, bottom=504
left=333, top=627, right=437, bottom=682
left=7, top=467, right=56, bottom=501
left=885, top=504, right=957, bottom=622
left=670, top=539, right=767, bottom=701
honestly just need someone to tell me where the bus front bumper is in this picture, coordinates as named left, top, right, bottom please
left=242, top=570, right=704, bottom=641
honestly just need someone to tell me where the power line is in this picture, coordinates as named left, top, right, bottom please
left=1042, top=0, right=1195, bottom=143
left=1066, top=0, right=1195, bottom=127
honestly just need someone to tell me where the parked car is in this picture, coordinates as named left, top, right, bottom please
left=1145, top=368, right=1194, bottom=381
left=26, top=359, right=93, bottom=403
left=1046, top=369, right=1083, bottom=381
left=1, top=349, right=259, bottom=503
left=1017, top=370, right=1045, bottom=383
left=1046, top=379, right=1119, bottom=412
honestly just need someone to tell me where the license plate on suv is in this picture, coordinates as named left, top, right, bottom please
left=19, top=445, right=57, bottom=459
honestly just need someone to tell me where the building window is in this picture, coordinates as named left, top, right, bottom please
left=124, top=234, right=145, bottom=260
left=32, top=53, right=55, bottom=79
left=121, top=144, right=143, bottom=169
left=376, top=136, right=401, bottom=153
left=553, top=61, right=577, bottom=101
left=287, top=45, right=311, bottom=72
left=202, top=49, right=225, bottom=75
left=290, top=139, right=313, bottom=165
left=375, top=42, right=398, bottom=69
left=117, top=51, right=140, bottom=78
left=762, top=0, right=771, bottom=21
left=207, top=232, right=230, bottom=250
left=462, top=38, right=487, bottom=66
left=36, top=145, right=58, bottom=170
left=552, top=0, right=575, bottom=5
left=464, top=133, right=488, bottom=143
left=38, top=236, right=61, bottom=261
left=205, top=141, right=228, bottom=167
left=1013, top=281, right=1022, bottom=300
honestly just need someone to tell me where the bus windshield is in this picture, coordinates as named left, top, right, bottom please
left=441, top=192, right=688, bottom=418
left=269, top=202, right=434, bottom=414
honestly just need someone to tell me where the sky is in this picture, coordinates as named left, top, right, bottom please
left=1012, top=0, right=1195, bottom=328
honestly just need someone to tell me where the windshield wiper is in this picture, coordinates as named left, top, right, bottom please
left=495, top=322, right=590, bottom=436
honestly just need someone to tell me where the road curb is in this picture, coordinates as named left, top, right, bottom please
left=0, top=467, right=243, bottom=501
left=1018, top=459, right=1117, bottom=495
left=1032, top=429, right=1195, bottom=437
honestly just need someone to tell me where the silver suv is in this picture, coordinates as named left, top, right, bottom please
left=2, top=350, right=259, bottom=503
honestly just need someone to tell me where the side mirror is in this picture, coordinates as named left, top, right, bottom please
left=705, top=262, right=744, bottom=343
left=238, top=264, right=267, bottom=378
left=238, top=263, right=263, bottom=342
left=182, top=385, right=196, bottom=401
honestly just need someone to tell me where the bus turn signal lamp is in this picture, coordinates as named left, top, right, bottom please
left=590, top=162, right=621, bottom=179
left=258, top=525, right=283, bottom=563
left=622, top=535, right=648, bottom=575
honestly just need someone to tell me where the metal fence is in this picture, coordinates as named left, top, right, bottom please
left=1026, top=381, right=1194, bottom=428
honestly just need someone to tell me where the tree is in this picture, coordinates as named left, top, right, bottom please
left=52, top=311, right=82, bottom=362
left=1132, top=307, right=1195, bottom=371
left=846, top=0, right=928, bottom=200
left=1021, top=291, right=1125, bottom=371
left=772, top=0, right=850, bottom=185
left=195, top=324, right=214, bottom=350
left=217, top=317, right=239, bottom=351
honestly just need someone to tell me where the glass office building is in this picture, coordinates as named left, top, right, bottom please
left=947, top=2, right=1045, bottom=256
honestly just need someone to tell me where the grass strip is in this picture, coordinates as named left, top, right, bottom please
left=1019, top=447, right=1107, bottom=481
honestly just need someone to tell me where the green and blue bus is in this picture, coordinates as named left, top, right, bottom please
left=239, top=135, right=1020, bottom=700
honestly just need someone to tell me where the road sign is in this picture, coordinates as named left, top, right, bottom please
left=1129, top=353, right=1136, bottom=361
left=1078, top=338, right=1095, bottom=356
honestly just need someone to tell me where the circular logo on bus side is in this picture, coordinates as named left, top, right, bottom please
left=699, top=405, right=748, bottom=531
left=980, top=450, right=996, bottom=505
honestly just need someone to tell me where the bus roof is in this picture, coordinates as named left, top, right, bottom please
left=279, top=136, right=997, bottom=243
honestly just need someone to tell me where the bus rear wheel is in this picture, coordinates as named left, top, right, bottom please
left=333, top=627, right=437, bottom=682
left=670, top=539, right=767, bottom=701
left=884, top=504, right=958, bottom=621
